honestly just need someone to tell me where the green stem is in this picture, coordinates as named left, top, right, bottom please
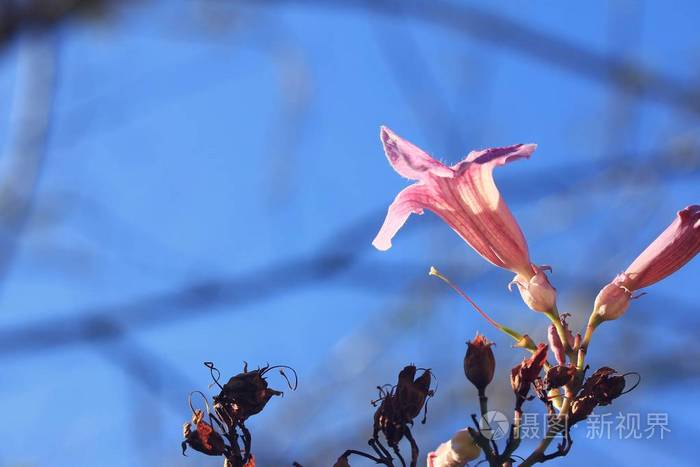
left=479, top=389, right=489, bottom=418
left=576, top=313, right=599, bottom=381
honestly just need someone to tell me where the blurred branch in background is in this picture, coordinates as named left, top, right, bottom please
left=1, top=1, right=699, bottom=465
left=242, top=0, right=700, bottom=116
left=0, top=0, right=106, bottom=48
left=0, top=137, right=697, bottom=356
left=0, top=31, right=57, bottom=293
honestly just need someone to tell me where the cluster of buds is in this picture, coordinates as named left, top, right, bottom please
left=182, top=362, right=296, bottom=467
left=371, top=127, right=699, bottom=466
left=182, top=127, right=700, bottom=467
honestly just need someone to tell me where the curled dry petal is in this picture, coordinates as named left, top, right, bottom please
left=544, top=365, right=576, bottom=389
left=373, top=127, right=539, bottom=281
left=510, top=343, right=548, bottom=409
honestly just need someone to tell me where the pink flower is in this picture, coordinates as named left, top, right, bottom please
left=372, top=126, right=556, bottom=312
left=593, top=205, right=700, bottom=321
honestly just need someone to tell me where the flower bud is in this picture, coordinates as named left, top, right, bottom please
left=513, top=334, right=536, bottom=350
left=592, top=276, right=631, bottom=322
left=547, top=324, right=566, bottom=366
left=511, top=266, right=557, bottom=313
left=427, top=428, right=481, bottom=467
left=464, top=334, right=495, bottom=392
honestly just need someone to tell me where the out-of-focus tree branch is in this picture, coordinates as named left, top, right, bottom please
left=0, top=31, right=58, bottom=293
left=238, top=0, right=700, bottom=116
left=0, top=0, right=107, bottom=47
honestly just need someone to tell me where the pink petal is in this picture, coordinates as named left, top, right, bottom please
left=454, top=143, right=537, bottom=172
left=435, top=146, right=534, bottom=276
left=373, top=128, right=541, bottom=284
left=372, top=184, right=433, bottom=251
left=380, top=126, right=453, bottom=180
left=623, top=205, right=700, bottom=290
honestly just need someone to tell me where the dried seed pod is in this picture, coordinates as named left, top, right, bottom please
left=570, top=367, right=630, bottom=425
left=463, top=334, right=495, bottom=393
left=580, top=367, right=626, bottom=406
left=544, top=364, right=576, bottom=389
left=396, top=365, right=433, bottom=420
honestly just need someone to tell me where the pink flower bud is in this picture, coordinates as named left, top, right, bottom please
left=593, top=206, right=699, bottom=321
left=547, top=324, right=566, bottom=365
left=592, top=276, right=631, bottom=322
left=510, top=265, right=557, bottom=313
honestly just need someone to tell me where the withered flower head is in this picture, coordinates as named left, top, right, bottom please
left=464, top=334, right=495, bottom=393
left=396, top=364, right=433, bottom=421
left=570, top=394, right=598, bottom=426
left=215, top=365, right=284, bottom=422
left=570, top=367, right=628, bottom=425
left=580, top=367, right=626, bottom=406
left=544, top=364, right=576, bottom=390
left=510, top=343, right=548, bottom=409
left=181, top=410, right=227, bottom=457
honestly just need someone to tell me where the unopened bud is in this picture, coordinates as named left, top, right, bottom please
left=592, top=277, right=631, bottom=322
left=464, top=334, right=495, bottom=392
left=427, top=428, right=481, bottom=467
left=510, top=266, right=557, bottom=313
left=547, top=324, right=566, bottom=366
left=513, top=334, right=536, bottom=350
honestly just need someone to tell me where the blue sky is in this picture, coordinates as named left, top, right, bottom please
left=0, top=1, right=699, bottom=466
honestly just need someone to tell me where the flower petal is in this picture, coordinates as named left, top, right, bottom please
left=372, top=184, right=433, bottom=251
left=624, top=205, right=700, bottom=290
left=454, top=143, right=537, bottom=172
left=380, top=126, right=453, bottom=180
left=435, top=146, right=534, bottom=276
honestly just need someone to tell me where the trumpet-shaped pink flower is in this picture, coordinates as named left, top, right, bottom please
left=372, top=126, right=556, bottom=312
left=594, top=205, right=700, bottom=321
